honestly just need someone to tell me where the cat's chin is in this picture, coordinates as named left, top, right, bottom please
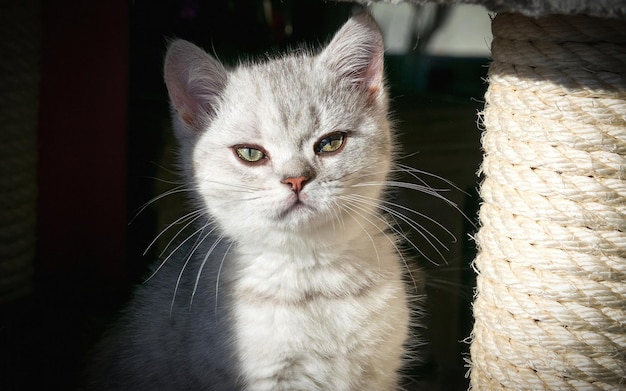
left=278, top=199, right=312, bottom=219
left=274, top=201, right=320, bottom=228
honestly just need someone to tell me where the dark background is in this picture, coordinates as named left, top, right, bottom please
left=0, top=1, right=488, bottom=389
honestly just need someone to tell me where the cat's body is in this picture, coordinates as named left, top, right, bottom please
left=89, top=14, right=421, bottom=390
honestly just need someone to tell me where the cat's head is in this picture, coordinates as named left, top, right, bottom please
left=164, top=14, right=393, bottom=247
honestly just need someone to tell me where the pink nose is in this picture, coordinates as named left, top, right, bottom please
left=282, top=176, right=308, bottom=193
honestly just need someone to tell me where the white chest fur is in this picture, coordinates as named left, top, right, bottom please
left=230, top=251, right=409, bottom=391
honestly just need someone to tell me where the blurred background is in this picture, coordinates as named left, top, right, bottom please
left=0, top=0, right=491, bottom=389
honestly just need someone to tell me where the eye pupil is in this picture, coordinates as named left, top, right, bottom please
left=315, top=132, right=345, bottom=154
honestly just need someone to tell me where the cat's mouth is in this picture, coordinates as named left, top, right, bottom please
left=278, top=199, right=315, bottom=220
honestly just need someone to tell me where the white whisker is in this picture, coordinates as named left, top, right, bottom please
left=129, top=185, right=189, bottom=224
left=341, top=194, right=447, bottom=265
left=214, top=240, right=234, bottom=316
left=352, top=193, right=456, bottom=244
left=190, top=234, right=226, bottom=308
left=157, top=211, right=210, bottom=258
left=150, top=161, right=182, bottom=178
left=355, top=180, right=450, bottom=199
left=355, top=179, right=475, bottom=229
left=396, top=163, right=468, bottom=195
left=326, top=200, right=346, bottom=233
left=170, top=226, right=217, bottom=317
left=143, top=223, right=209, bottom=284
left=146, top=176, right=185, bottom=186
left=339, top=200, right=419, bottom=291
left=336, top=202, right=381, bottom=270
left=200, top=179, right=263, bottom=193
left=143, top=209, right=205, bottom=256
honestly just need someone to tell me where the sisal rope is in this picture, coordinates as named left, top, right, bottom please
left=470, top=13, right=626, bottom=390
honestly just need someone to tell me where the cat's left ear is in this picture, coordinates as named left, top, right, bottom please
left=319, top=13, right=385, bottom=102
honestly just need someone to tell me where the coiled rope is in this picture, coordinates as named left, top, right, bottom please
left=470, top=13, right=626, bottom=390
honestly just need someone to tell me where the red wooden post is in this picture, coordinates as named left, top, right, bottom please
left=38, top=1, right=129, bottom=282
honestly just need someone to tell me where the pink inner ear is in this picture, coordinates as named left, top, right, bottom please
left=180, top=109, right=196, bottom=128
left=168, top=83, right=198, bottom=128
left=368, top=84, right=380, bottom=98
left=165, top=54, right=200, bottom=129
left=364, top=50, right=384, bottom=99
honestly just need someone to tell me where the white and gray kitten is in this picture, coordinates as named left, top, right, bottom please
left=90, top=14, right=424, bottom=390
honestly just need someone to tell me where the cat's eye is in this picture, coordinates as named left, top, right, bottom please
left=234, top=147, right=266, bottom=163
left=314, top=132, right=346, bottom=155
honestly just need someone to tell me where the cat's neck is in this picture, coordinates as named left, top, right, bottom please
left=230, top=212, right=391, bottom=262
left=227, top=215, right=396, bottom=277
left=228, top=229, right=397, bottom=304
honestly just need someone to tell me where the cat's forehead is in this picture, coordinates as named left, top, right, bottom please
left=218, top=56, right=338, bottom=136
left=209, top=51, right=373, bottom=149
left=233, top=55, right=320, bottom=99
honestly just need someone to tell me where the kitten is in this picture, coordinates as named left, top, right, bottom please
left=89, top=13, right=422, bottom=390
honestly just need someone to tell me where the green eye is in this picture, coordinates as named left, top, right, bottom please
left=314, top=132, right=346, bottom=154
left=235, top=147, right=266, bottom=162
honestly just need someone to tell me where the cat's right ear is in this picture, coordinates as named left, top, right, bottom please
left=164, top=39, right=228, bottom=136
left=318, top=13, right=385, bottom=103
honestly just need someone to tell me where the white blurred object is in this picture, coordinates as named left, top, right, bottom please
left=426, top=5, right=492, bottom=57
left=370, top=3, right=418, bottom=55
left=371, top=3, right=492, bottom=57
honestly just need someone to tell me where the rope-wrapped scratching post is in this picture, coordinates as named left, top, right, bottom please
left=470, top=13, right=626, bottom=389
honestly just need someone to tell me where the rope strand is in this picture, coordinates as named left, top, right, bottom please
left=470, top=13, right=626, bottom=390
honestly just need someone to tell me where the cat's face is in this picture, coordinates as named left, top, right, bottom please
left=165, top=15, right=392, bottom=245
